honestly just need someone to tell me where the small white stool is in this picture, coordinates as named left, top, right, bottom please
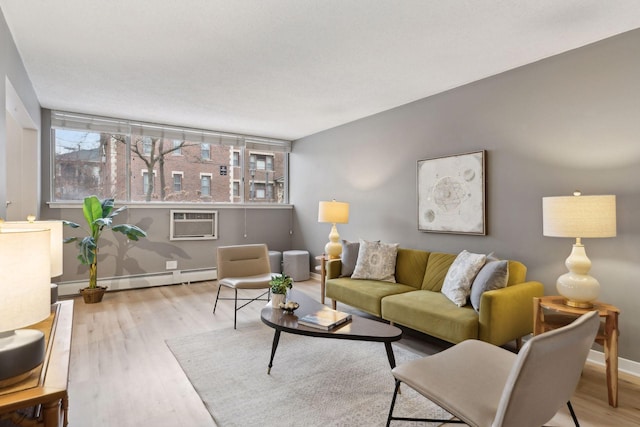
left=283, top=250, right=310, bottom=281
left=269, top=250, right=282, bottom=273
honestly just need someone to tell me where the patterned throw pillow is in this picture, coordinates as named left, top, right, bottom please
left=351, top=239, right=399, bottom=282
left=470, top=260, right=509, bottom=312
left=441, top=250, right=487, bottom=307
left=340, top=240, right=360, bottom=277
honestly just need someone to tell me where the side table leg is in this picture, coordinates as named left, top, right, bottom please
left=604, top=311, right=619, bottom=407
left=267, top=330, right=281, bottom=375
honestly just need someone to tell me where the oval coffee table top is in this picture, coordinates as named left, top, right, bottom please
left=260, top=289, right=402, bottom=342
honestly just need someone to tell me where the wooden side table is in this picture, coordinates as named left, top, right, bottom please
left=315, top=255, right=327, bottom=304
left=0, top=300, right=74, bottom=426
left=533, top=296, right=620, bottom=407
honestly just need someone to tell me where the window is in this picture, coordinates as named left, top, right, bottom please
left=142, top=137, right=152, bottom=155
left=200, top=174, right=211, bottom=197
left=172, top=140, right=182, bottom=155
left=51, top=111, right=291, bottom=204
left=172, top=172, right=183, bottom=192
left=142, top=170, right=156, bottom=196
left=201, top=143, right=210, bottom=160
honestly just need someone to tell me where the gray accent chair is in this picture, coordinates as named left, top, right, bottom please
left=387, top=310, right=600, bottom=427
left=214, top=244, right=273, bottom=329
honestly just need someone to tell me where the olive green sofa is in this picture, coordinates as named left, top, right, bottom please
left=325, top=248, right=544, bottom=347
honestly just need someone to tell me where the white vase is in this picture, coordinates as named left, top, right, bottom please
left=272, top=293, right=285, bottom=308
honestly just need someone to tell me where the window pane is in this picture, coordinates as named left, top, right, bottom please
left=51, top=112, right=289, bottom=204
left=52, top=129, right=126, bottom=200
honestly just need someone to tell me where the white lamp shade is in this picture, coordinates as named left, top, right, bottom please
left=543, top=195, right=616, bottom=238
left=0, top=220, right=63, bottom=277
left=0, top=229, right=52, bottom=332
left=318, top=201, right=349, bottom=224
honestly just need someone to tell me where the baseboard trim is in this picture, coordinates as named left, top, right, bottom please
left=587, top=349, right=640, bottom=378
left=57, top=268, right=217, bottom=296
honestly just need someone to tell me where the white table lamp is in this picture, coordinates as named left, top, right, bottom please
left=0, top=228, right=52, bottom=384
left=542, top=192, right=616, bottom=308
left=318, top=200, right=349, bottom=259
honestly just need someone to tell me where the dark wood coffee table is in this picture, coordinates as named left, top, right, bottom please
left=260, top=289, right=402, bottom=374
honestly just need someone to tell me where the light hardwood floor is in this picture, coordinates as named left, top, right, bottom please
left=64, top=279, right=640, bottom=426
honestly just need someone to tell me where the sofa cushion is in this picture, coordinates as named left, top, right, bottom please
left=470, top=260, right=509, bottom=312
left=421, top=252, right=456, bottom=291
left=340, top=240, right=360, bottom=277
left=382, top=290, right=479, bottom=343
left=441, top=250, right=486, bottom=307
left=394, top=248, right=430, bottom=290
left=325, top=277, right=415, bottom=317
left=352, top=240, right=399, bottom=282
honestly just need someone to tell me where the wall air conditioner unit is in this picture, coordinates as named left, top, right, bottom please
left=170, top=210, right=218, bottom=241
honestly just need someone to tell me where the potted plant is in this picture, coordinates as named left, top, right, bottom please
left=269, top=273, right=293, bottom=308
left=63, top=195, right=147, bottom=303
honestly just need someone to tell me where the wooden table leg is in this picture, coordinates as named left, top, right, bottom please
left=604, top=310, right=619, bottom=407
left=42, top=398, right=62, bottom=427
left=532, top=297, right=543, bottom=336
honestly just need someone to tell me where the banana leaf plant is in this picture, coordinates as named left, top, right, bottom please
left=63, top=196, right=147, bottom=289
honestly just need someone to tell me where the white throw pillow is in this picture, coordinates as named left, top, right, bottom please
left=351, top=239, right=399, bottom=282
left=441, top=250, right=487, bottom=307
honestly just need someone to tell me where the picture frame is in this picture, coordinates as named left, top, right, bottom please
left=417, top=150, right=486, bottom=235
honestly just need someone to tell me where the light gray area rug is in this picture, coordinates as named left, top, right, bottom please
left=166, top=323, right=452, bottom=427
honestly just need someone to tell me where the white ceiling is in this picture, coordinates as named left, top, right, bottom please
left=2, top=1, right=640, bottom=141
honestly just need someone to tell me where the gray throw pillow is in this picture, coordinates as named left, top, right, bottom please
left=351, top=239, right=399, bottom=282
left=441, top=250, right=487, bottom=307
left=340, top=240, right=360, bottom=277
left=470, top=259, right=509, bottom=312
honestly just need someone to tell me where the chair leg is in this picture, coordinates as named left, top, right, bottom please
left=386, top=380, right=401, bottom=427
left=234, top=288, right=238, bottom=330
left=212, top=283, right=223, bottom=313
left=567, top=401, right=580, bottom=427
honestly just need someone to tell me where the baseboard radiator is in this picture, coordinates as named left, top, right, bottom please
left=56, top=268, right=218, bottom=297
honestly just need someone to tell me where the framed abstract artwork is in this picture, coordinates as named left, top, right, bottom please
left=417, top=150, right=486, bottom=235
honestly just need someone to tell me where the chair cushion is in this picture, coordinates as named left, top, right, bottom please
left=325, top=277, right=414, bottom=317
left=391, top=340, right=516, bottom=426
left=441, top=250, right=486, bottom=306
left=219, top=273, right=273, bottom=289
left=382, top=291, right=479, bottom=343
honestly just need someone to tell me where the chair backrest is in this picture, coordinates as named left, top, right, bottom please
left=493, top=310, right=600, bottom=427
left=217, top=244, right=271, bottom=280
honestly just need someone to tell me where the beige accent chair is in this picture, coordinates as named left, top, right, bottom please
left=386, top=310, right=600, bottom=427
left=214, top=244, right=273, bottom=329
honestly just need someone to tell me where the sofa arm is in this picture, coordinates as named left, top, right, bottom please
left=326, top=259, right=342, bottom=279
left=478, top=281, right=544, bottom=346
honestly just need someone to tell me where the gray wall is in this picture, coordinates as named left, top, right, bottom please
left=0, top=9, right=41, bottom=218
left=291, top=29, right=640, bottom=363
left=43, top=203, right=294, bottom=282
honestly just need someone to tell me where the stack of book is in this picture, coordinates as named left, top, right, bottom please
left=298, top=308, right=352, bottom=330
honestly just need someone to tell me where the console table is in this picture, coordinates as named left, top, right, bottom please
left=533, top=296, right=619, bottom=407
left=0, top=300, right=73, bottom=426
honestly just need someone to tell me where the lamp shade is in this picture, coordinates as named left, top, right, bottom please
left=0, top=220, right=64, bottom=277
left=0, top=228, right=51, bottom=332
left=543, top=195, right=616, bottom=238
left=318, top=200, right=349, bottom=224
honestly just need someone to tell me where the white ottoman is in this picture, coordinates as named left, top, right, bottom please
left=283, top=250, right=310, bottom=281
left=269, top=250, right=282, bottom=273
